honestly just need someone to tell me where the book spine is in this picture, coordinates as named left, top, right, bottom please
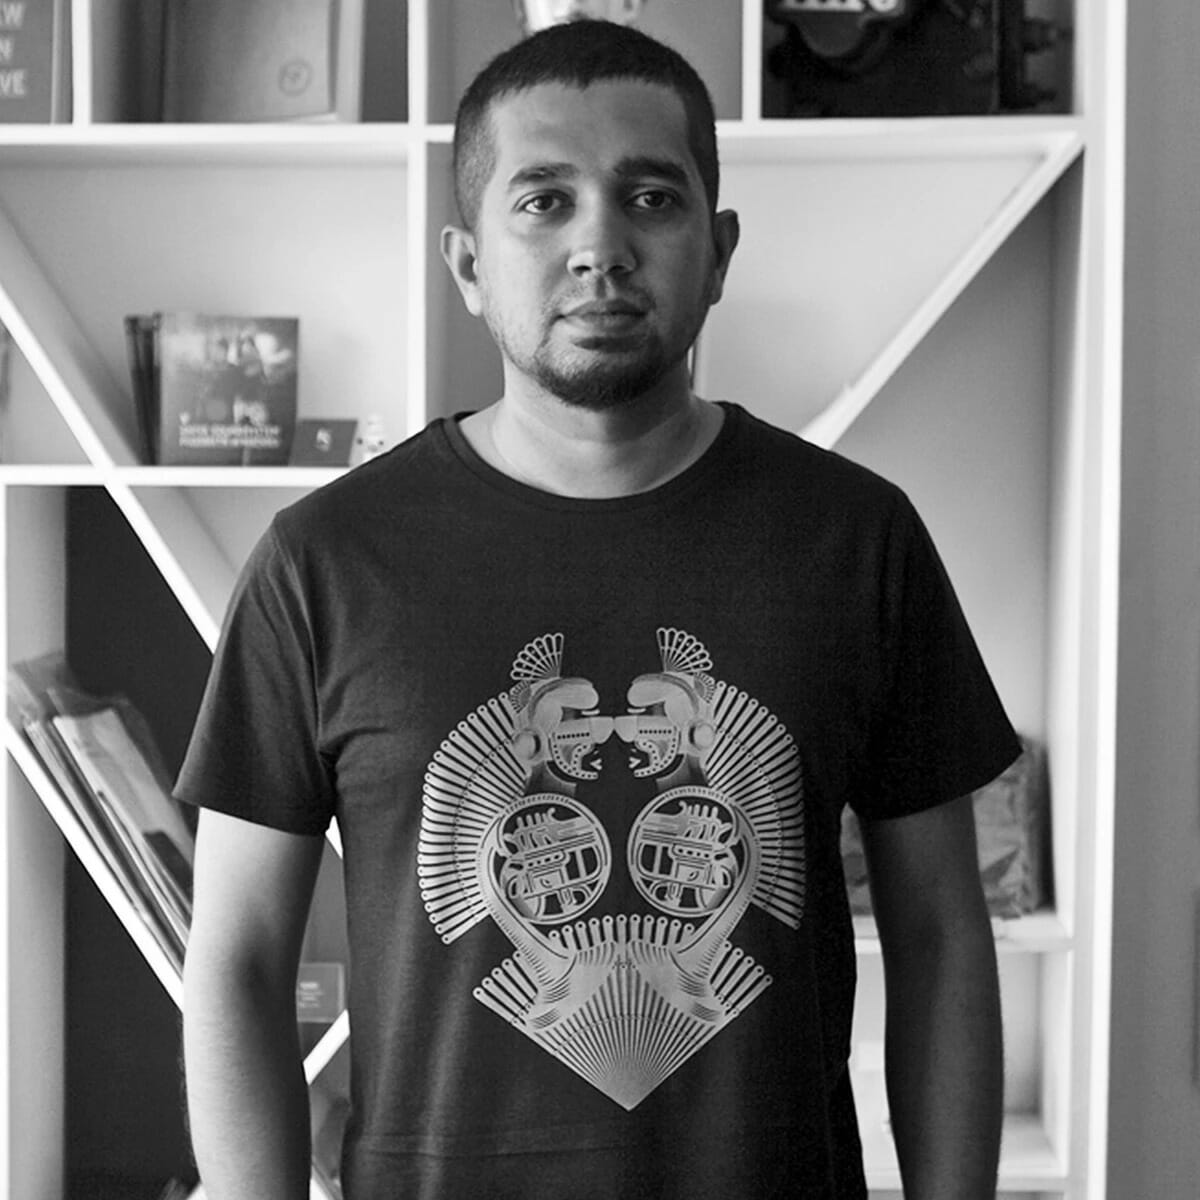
left=124, top=314, right=161, bottom=465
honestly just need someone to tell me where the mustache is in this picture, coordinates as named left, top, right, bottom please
left=557, top=289, right=653, bottom=318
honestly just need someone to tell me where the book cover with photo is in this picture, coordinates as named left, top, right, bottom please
left=153, top=313, right=300, bottom=466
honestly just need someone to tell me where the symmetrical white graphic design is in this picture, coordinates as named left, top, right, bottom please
left=417, top=628, right=805, bottom=1109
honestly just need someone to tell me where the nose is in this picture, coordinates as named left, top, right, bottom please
left=567, top=200, right=636, bottom=279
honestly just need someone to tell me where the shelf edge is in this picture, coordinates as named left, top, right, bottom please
left=854, top=911, right=1073, bottom=955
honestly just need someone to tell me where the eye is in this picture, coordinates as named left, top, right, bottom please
left=630, top=189, right=678, bottom=212
left=518, top=192, right=567, bottom=216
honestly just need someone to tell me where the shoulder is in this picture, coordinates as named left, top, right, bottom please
left=270, top=419, right=454, bottom=549
left=720, top=402, right=912, bottom=525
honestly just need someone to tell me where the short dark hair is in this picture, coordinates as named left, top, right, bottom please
left=452, top=20, right=720, bottom=231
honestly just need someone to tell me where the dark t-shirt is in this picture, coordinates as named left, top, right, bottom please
left=176, top=402, right=1019, bottom=1199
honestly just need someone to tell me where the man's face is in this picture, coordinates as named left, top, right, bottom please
left=448, top=80, right=737, bottom=410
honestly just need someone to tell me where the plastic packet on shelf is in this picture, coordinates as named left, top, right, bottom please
left=841, top=738, right=1051, bottom=920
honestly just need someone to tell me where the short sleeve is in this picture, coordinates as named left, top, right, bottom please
left=174, top=522, right=336, bottom=835
left=854, top=495, right=1021, bottom=821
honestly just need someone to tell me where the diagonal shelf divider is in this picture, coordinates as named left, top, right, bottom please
left=801, top=129, right=1083, bottom=450
left=108, top=486, right=232, bottom=654
left=304, top=1009, right=351, bottom=1085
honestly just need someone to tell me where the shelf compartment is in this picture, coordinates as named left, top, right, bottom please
left=9, top=702, right=343, bottom=1193
left=861, top=1114, right=1063, bottom=1195
left=836, top=189, right=1061, bottom=732
left=423, top=0, right=743, bottom=126
left=79, top=0, right=409, bottom=127
left=0, top=200, right=136, bottom=468
left=853, top=952, right=1068, bottom=1192
left=0, top=159, right=410, bottom=468
left=0, top=338, right=92, bottom=467
left=1, top=480, right=343, bottom=1194
left=415, top=129, right=1085, bottom=427
left=700, top=129, right=1080, bottom=447
left=759, top=0, right=1074, bottom=124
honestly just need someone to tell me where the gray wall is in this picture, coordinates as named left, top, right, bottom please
left=1109, top=2, right=1200, bottom=1194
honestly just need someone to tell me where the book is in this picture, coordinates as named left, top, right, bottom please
left=126, top=312, right=300, bottom=466
left=22, top=712, right=176, bottom=958
left=8, top=654, right=195, bottom=972
left=0, top=0, right=70, bottom=123
left=124, top=314, right=160, bottom=464
left=53, top=707, right=194, bottom=945
left=331, top=0, right=364, bottom=122
left=162, top=0, right=364, bottom=123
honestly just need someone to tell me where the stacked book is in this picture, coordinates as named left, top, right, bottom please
left=9, top=653, right=193, bottom=973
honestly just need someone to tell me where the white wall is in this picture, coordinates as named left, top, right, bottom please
left=1109, top=2, right=1200, bottom=1194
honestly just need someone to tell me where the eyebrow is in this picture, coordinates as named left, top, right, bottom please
left=613, top=156, right=692, bottom=188
left=506, top=161, right=578, bottom=190
left=505, top=155, right=693, bottom=192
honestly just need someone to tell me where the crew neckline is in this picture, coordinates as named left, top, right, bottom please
left=437, top=401, right=744, bottom=513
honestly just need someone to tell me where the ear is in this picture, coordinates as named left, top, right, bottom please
left=441, top=225, right=484, bottom=317
left=706, top=208, right=740, bottom=308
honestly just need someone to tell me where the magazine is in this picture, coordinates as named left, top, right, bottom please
left=8, top=653, right=194, bottom=971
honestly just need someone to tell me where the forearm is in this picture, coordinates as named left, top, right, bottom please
left=183, top=953, right=312, bottom=1200
left=881, top=922, right=1003, bottom=1199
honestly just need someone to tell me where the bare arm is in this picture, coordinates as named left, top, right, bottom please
left=860, top=795, right=1003, bottom=1200
left=183, top=808, right=326, bottom=1200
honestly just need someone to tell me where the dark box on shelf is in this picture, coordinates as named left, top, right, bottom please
left=763, top=0, right=1066, bottom=118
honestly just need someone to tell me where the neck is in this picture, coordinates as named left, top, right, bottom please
left=461, top=383, right=723, bottom=499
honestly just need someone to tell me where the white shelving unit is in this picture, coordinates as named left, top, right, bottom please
left=0, top=3, right=1124, bottom=1197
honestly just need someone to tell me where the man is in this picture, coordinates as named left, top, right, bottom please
left=180, top=20, right=1015, bottom=1200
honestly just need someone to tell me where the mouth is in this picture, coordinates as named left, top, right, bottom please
left=559, top=299, right=648, bottom=337
left=562, top=300, right=645, bottom=318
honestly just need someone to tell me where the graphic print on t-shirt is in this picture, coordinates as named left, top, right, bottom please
left=418, top=628, right=806, bottom=1110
